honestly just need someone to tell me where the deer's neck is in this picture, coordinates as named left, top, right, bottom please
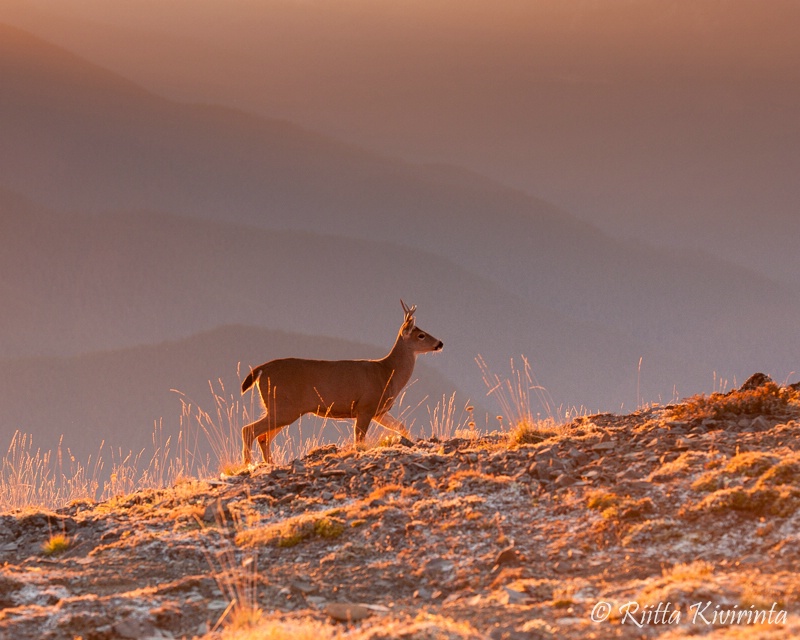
left=381, top=335, right=416, bottom=395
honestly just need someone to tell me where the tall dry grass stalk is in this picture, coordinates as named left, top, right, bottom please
left=1, top=366, right=438, bottom=511
left=175, top=377, right=256, bottom=477
left=0, top=431, right=103, bottom=512
left=206, top=543, right=264, bottom=633
left=477, top=355, right=578, bottom=444
left=427, top=393, right=471, bottom=440
left=0, top=421, right=196, bottom=512
left=477, top=355, right=557, bottom=427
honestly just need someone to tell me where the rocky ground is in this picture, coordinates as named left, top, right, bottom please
left=1, top=375, right=800, bottom=640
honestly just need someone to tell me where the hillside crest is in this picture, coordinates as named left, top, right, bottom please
left=1, top=374, right=799, bottom=639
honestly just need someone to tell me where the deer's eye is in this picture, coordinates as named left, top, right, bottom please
left=418, top=333, right=426, bottom=339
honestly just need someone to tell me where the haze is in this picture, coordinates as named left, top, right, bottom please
left=5, top=0, right=799, bottom=282
left=1, top=1, right=798, bottom=462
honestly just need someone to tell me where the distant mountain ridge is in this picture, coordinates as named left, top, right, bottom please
left=3, top=4, right=798, bottom=286
left=0, top=191, right=652, bottom=416
left=1, top=23, right=798, bottom=434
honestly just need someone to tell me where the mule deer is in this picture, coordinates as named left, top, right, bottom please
left=240, top=301, right=443, bottom=464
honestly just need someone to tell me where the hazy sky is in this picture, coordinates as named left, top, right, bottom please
left=2, top=1, right=800, bottom=459
left=3, top=0, right=799, bottom=285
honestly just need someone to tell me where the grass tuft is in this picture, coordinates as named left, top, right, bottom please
left=42, top=533, right=70, bottom=556
left=671, top=381, right=800, bottom=422
left=691, top=485, right=800, bottom=518
left=236, top=511, right=347, bottom=548
left=507, top=419, right=563, bottom=445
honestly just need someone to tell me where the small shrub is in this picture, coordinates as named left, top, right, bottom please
left=663, top=560, right=714, bottom=582
left=586, top=491, right=652, bottom=522
left=671, top=382, right=799, bottom=422
left=691, top=471, right=722, bottom=492
left=237, top=511, right=347, bottom=548
left=42, top=534, right=70, bottom=556
left=690, top=452, right=791, bottom=494
left=445, top=470, right=511, bottom=492
left=586, top=490, right=619, bottom=512
left=618, top=497, right=655, bottom=520
left=276, top=520, right=317, bottom=548
left=622, top=518, right=683, bottom=547
left=649, top=451, right=708, bottom=482
left=692, top=485, right=800, bottom=518
left=313, top=517, right=345, bottom=539
left=507, top=419, right=562, bottom=445
left=724, top=451, right=777, bottom=477
left=757, top=455, right=800, bottom=488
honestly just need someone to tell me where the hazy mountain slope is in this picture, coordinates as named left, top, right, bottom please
left=3, top=2, right=798, bottom=285
left=0, top=325, right=463, bottom=463
left=0, top=193, right=658, bottom=418
left=1, top=25, right=797, bottom=408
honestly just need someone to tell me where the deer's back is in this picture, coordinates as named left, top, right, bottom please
left=258, top=357, right=388, bottom=410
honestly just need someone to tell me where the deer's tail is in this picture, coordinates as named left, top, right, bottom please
left=241, top=366, right=262, bottom=394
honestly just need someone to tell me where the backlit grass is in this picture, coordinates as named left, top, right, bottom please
left=671, top=381, right=800, bottom=422
left=42, top=533, right=70, bottom=556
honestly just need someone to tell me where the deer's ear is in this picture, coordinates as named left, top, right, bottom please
left=401, top=317, right=415, bottom=337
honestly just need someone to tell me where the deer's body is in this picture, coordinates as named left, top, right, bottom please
left=240, top=302, right=442, bottom=464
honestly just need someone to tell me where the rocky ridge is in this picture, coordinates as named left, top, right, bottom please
left=1, top=375, right=799, bottom=639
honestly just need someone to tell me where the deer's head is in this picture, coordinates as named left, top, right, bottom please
left=399, top=300, right=443, bottom=354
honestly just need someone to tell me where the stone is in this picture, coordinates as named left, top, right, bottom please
left=739, top=372, right=773, bottom=391
left=494, top=545, right=520, bottom=567
left=113, top=618, right=156, bottom=639
left=202, top=499, right=231, bottom=524
left=290, top=580, right=317, bottom=594
left=554, top=473, right=575, bottom=488
left=324, top=602, right=372, bottom=622
left=499, top=587, right=529, bottom=605
left=751, top=416, right=770, bottom=431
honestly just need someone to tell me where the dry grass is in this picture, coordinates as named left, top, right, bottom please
left=0, top=420, right=199, bottom=512
left=0, top=367, right=354, bottom=513
left=207, top=612, right=485, bottom=640
left=586, top=490, right=654, bottom=522
left=41, top=533, right=70, bottom=556
left=477, top=355, right=576, bottom=447
left=216, top=617, right=338, bottom=640
left=691, top=485, right=800, bottom=518
left=688, top=447, right=800, bottom=517
left=724, top=451, right=779, bottom=477
left=478, top=355, right=553, bottom=429
left=206, top=548, right=265, bottom=634
left=0, top=431, right=101, bottom=512
left=235, top=509, right=347, bottom=548
left=427, top=393, right=471, bottom=440
left=671, top=382, right=800, bottom=422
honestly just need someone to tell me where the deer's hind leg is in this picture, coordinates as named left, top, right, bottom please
left=242, top=416, right=274, bottom=465
left=374, top=412, right=410, bottom=438
left=354, top=411, right=375, bottom=443
left=256, top=432, right=273, bottom=463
